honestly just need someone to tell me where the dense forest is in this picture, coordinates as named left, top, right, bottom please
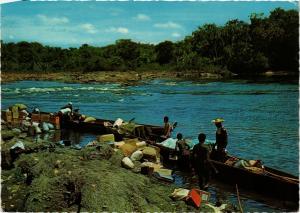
left=1, top=8, right=298, bottom=76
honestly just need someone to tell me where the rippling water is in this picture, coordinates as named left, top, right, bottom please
left=1, top=80, right=298, bottom=211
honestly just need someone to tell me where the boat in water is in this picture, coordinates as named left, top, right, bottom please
left=155, top=143, right=299, bottom=210
left=6, top=111, right=299, bottom=210
left=61, top=115, right=299, bottom=209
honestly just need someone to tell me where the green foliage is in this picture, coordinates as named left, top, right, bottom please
left=250, top=8, right=299, bottom=72
left=155, top=40, right=174, bottom=65
left=191, top=24, right=224, bottom=64
left=1, top=8, right=298, bottom=76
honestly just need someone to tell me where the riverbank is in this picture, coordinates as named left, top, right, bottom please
left=1, top=127, right=191, bottom=211
left=2, top=122, right=234, bottom=212
left=1, top=70, right=230, bottom=85
left=2, top=70, right=297, bottom=85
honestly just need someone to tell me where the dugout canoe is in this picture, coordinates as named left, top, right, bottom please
left=155, top=144, right=299, bottom=209
left=63, top=118, right=299, bottom=205
left=58, top=114, right=299, bottom=208
left=62, top=117, right=165, bottom=141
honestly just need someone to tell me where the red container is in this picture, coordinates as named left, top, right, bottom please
left=187, top=189, right=202, bottom=208
left=187, top=189, right=210, bottom=208
left=50, top=115, right=60, bottom=129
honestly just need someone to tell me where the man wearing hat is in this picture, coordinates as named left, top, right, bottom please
left=61, top=102, right=73, bottom=111
left=212, top=118, right=228, bottom=162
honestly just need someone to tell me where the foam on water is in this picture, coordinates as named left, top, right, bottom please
left=3, top=86, right=125, bottom=94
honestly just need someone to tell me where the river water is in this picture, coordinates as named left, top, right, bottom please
left=1, top=80, right=298, bottom=211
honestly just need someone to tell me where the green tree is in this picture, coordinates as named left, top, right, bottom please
left=250, top=8, right=299, bottom=72
left=191, top=24, right=224, bottom=64
left=115, top=39, right=140, bottom=70
left=155, top=41, right=174, bottom=65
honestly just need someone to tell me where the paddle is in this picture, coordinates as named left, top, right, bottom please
left=129, top=117, right=135, bottom=123
left=172, top=121, right=178, bottom=131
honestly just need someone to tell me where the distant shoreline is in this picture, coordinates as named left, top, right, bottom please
left=1, top=70, right=297, bottom=85
left=1, top=70, right=230, bottom=85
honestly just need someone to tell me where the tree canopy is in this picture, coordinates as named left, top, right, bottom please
left=1, top=8, right=298, bottom=77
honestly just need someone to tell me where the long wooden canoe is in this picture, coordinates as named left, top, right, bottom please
left=62, top=118, right=165, bottom=141
left=61, top=116, right=299, bottom=209
left=155, top=143, right=299, bottom=209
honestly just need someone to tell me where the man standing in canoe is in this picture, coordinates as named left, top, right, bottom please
left=161, top=116, right=178, bottom=139
left=211, top=118, right=228, bottom=162
left=161, top=116, right=172, bottom=138
left=192, top=133, right=213, bottom=190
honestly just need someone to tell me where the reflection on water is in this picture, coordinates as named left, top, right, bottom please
left=33, top=129, right=96, bottom=147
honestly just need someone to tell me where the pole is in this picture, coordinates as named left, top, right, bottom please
left=236, top=184, right=244, bottom=213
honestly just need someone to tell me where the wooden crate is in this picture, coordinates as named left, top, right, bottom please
left=31, top=113, right=41, bottom=122
left=6, top=114, right=13, bottom=123
left=1, top=111, right=12, bottom=122
left=40, top=113, right=50, bottom=122
left=11, top=106, right=19, bottom=119
left=12, top=118, right=21, bottom=125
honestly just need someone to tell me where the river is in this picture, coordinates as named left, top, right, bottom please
left=1, top=79, right=298, bottom=211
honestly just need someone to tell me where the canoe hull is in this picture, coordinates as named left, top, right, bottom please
left=62, top=119, right=164, bottom=141
left=156, top=144, right=298, bottom=208
left=212, top=160, right=299, bottom=205
left=61, top=116, right=299, bottom=208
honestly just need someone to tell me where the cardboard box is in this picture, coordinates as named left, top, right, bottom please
left=12, top=106, right=19, bottom=119
left=12, top=118, right=21, bottom=125
left=40, top=114, right=50, bottom=122
left=97, top=134, right=115, bottom=143
left=31, top=113, right=41, bottom=122
left=6, top=114, right=13, bottom=123
left=1, top=111, right=12, bottom=122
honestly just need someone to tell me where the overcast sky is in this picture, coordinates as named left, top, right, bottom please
left=1, top=1, right=298, bottom=47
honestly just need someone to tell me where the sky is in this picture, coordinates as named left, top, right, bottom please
left=1, top=1, right=298, bottom=48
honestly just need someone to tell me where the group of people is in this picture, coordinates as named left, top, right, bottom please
left=166, top=117, right=228, bottom=190
left=32, top=100, right=228, bottom=190
left=58, top=104, right=227, bottom=189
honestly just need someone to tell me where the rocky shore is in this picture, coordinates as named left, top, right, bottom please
left=2, top=121, right=229, bottom=212
left=1, top=70, right=230, bottom=85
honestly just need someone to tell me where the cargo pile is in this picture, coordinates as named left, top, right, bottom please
left=2, top=104, right=60, bottom=136
left=84, top=133, right=237, bottom=211
left=1, top=124, right=219, bottom=212
left=1, top=105, right=237, bottom=212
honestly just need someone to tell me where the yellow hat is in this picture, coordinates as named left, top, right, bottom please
left=211, top=118, right=225, bottom=123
